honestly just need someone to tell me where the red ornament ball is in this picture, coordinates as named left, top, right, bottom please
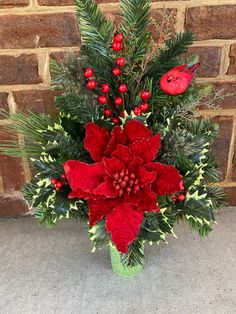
left=116, top=57, right=125, bottom=67
left=118, top=84, right=127, bottom=93
left=134, top=107, right=142, bottom=115
left=98, top=95, right=108, bottom=105
left=114, top=97, right=123, bottom=106
left=112, top=42, right=122, bottom=52
left=177, top=194, right=185, bottom=202
left=51, top=178, right=57, bottom=185
left=140, top=90, right=151, bottom=100
left=86, top=80, right=97, bottom=90
left=112, top=117, right=120, bottom=125
left=56, top=181, right=63, bottom=189
left=139, top=103, right=149, bottom=112
left=104, top=109, right=112, bottom=117
left=84, top=68, right=93, bottom=78
left=112, top=68, right=121, bottom=76
left=114, top=33, right=123, bottom=43
left=101, top=83, right=110, bottom=94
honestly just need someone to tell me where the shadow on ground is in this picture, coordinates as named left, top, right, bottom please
left=0, top=208, right=235, bottom=314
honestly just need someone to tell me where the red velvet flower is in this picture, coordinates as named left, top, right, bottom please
left=64, top=120, right=183, bottom=253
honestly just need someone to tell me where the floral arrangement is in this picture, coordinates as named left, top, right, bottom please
left=0, top=0, right=226, bottom=275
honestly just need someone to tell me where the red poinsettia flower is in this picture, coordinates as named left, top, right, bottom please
left=64, top=120, right=183, bottom=253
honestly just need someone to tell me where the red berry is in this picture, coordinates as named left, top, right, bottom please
left=112, top=68, right=121, bottom=76
left=98, top=95, right=108, bottom=105
left=101, top=83, right=110, bottom=94
left=177, top=194, right=185, bottom=202
left=84, top=68, right=93, bottom=78
left=114, top=33, right=123, bottom=43
left=112, top=42, right=122, bottom=52
left=118, top=84, right=127, bottom=93
left=61, top=174, right=66, bottom=179
left=139, top=102, right=149, bottom=112
left=140, top=90, right=151, bottom=100
left=51, top=178, right=57, bottom=185
left=56, top=181, right=63, bottom=189
left=112, top=117, right=120, bottom=125
left=114, top=97, right=123, bottom=106
left=120, top=110, right=125, bottom=118
left=104, top=109, right=112, bottom=117
left=86, top=80, right=97, bottom=90
left=116, top=57, right=125, bottom=67
left=134, top=107, right=142, bottom=115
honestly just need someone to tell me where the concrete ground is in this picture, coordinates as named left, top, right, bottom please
left=0, top=208, right=235, bottom=314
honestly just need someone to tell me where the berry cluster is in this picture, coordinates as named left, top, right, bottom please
left=84, top=32, right=151, bottom=124
left=51, top=174, right=67, bottom=192
left=171, top=190, right=189, bottom=203
left=133, top=90, right=151, bottom=115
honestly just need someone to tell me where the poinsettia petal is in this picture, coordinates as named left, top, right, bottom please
left=129, top=134, right=161, bottom=162
left=68, top=189, right=92, bottom=200
left=124, top=119, right=152, bottom=143
left=64, top=160, right=105, bottom=195
left=112, top=144, right=132, bottom=164
left=145, top=162, right=183, bottom=195
left=84, top=122, right=111, bottom=162
left=103, top=157, right=125, bottom=178
left=106, top=204, right=144, bottom=254
left=89, top=198, right=121, bottom=226
left=137, top=186, right=160, bottom=212
left=137, top=166, right=156, bottom=187
left=94, top=177, right=119, bottom=198
left=104, top=126, right=126, bottom=156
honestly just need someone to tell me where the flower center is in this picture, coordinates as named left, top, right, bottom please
left=113, top=169, right=140, bottom=197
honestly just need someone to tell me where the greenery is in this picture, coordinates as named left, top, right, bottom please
left=0, top=0, right=226, bottom=268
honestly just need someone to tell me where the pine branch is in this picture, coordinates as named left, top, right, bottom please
left=146, top=31, right=194, bottom=80
left=75, top=0, right=114, bottom=59
left=50, top=51, right=83, bottom=92
left=120, top=0, right=151, bottom=38
left=0, top=110, right=56, bottom=158
left=55, top=92, right=98, bottom=123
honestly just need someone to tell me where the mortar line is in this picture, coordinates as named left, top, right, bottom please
left=225, top=116, right=236, bottom=182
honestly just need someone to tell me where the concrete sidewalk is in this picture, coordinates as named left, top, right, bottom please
left=0, top=208, right=235, bottom=314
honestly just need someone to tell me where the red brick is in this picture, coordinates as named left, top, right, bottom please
left=200, top=82, right=236, bottom=110
left=0, top=55, right=42, bottom=85
left=224, top=187, right=236, bottom=206
left=0, top=92, right=9, bottom=114
left=0, top=129, right=26, bottom=192
left=13, top=90, right=60, bottom=114
left=38, top=0, right=74, bottom=5
left=185, top=6, right=236, bottom=40
left=149, top=9, right=176, bottom=41
left=187, top=47, right=222, bottom=78
left=212, top=116, right=233, bottom=181
left=0, top=14, right=80, bottom=49
left=105, top=8, right=176, bottom=40
left=0, top=195, right=28, bottom=217
left=0, top=0, right=29, bottom=8
left=227, top=44, right=236, bottom=75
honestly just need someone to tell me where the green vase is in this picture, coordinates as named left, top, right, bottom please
left=109, top=245, right=144, bottom=277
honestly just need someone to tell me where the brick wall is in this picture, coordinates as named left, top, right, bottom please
left=0, top=0, right=235, bottom=216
